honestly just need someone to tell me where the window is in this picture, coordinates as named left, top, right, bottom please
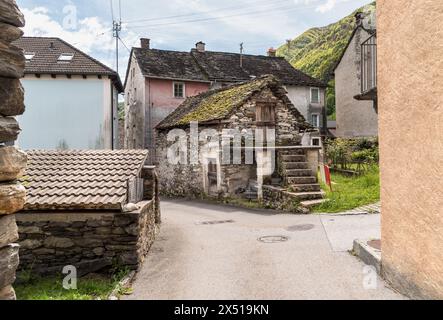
left=310, top=87, right=320, bottom=104
left=174, top=82, right=185, bottom=98
left=311, top=113, right=320, bottom=128
left=24, top=52, right=35, bottom=61
left=311, top=137, right=321, bottom=146
left=58, top=53, right=74, bottom=62
left=256, top=102, right=276, bottom=124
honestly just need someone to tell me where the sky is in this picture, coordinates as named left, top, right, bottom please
left=16, top=0, right=371, bottom=80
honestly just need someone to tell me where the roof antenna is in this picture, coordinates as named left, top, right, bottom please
left=240, top=42, right=244, bottom=68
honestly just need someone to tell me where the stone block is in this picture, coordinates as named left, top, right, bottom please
left=0, top=43, right=25, bottom=78
left=0, top=146, right=27, bottom=181
left=43, top=237, right=75, bottom=249
left=0, top=214, right=18, bottom=248
left=0, top=0, right=25, bottom=27
left=19, top=239, right=42, bottom=250
left=0, top=22, right=23, bottom=43
left=0, top=77, right=25, bottom=116
left=0, top=244, right=19, bottom=289
left=0, top=285, right=16, bottom=300
left=0, top=183, right=25, bottom=214
left=0, top=116, right=21, bottom=142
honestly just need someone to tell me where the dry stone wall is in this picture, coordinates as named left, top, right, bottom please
left=0, top=0, right=26, bottom=301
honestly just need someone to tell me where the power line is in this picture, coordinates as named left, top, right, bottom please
left=123, top=0, right=291, bottom=24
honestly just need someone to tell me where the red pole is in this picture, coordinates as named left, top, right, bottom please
left=324, top=165, right=333, bottom=192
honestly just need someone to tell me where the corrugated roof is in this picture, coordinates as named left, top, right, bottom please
left=22, top=150, right=149, bottom=211
left=13, top=37, right=123, bottom=92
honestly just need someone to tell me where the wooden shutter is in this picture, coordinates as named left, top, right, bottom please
left=256, top=102, right=276, bottom=124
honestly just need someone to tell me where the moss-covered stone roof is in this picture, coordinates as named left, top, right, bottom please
left=157, top=75, right=309, bottom=130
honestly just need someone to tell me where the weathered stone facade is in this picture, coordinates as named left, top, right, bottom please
left=0, top=0, right=26, bottom=301
left=16, top=200, right=158, bottom=276
left=155, top=77, right=314, bottom=200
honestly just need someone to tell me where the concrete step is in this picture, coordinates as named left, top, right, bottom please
left=290, top=184, right=321, bottom=192
left=280, top=149, right=305, bottom=156
left=281, top=155, right=306, bottom=162
left=284, top=169, right=313, bottom=177
left=282, top=162, right=309, bottom=170
left=287, top=176, right=318, bottom=185
left=300, top=199, right=329, bottom=209
left=287, top=191, right=325, bottom=201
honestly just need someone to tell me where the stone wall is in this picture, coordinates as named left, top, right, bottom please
left=155, top=87, right=307, bottom=198
left=378, top=0, right=443, bottom=299
left=262, top=185, right=309, bottom=214
left=0, top=0, right=26, bottom=301
left=16, top=200, right=158, bottom=276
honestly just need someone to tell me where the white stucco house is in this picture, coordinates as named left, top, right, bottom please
left=13, top=37, right=123, bottom=150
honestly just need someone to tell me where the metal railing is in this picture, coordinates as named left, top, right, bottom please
left=361, top=34, right=377, bottom=94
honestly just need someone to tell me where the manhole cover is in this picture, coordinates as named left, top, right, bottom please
left=196, top=220, right=235, bottom=226
left=367, top=239, right=381, bottom=250
left=258, top=236, right=289, bottom=243
left=286, top=224, right=315, bottom=232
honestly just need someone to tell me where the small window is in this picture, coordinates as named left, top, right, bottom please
left=311, top=113, right=320, bottom=128
left=24, top=52, right=35, bottom=61
left=58, top=53, right=74, bottom=62
left=174, top=82, right=185, bottom=98
left=311, top=137, right=321, bottom=146
left=256, top=103, right=276, bottom=124
left=311, top=87, right=320, bottom=104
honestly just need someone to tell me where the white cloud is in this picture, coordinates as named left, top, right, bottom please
left=316, top=0, right=351, bottom=13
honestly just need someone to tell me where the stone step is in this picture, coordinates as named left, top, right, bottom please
left=287, top=191, right=325, bottom=201
left=300, top=199, right=329, bottom=209
left=280, top=149, right=305, bottom=156
left=287, top=176, right=318, bottom=185
left=281, top=155, right=306, bottom=162
left=284, top=169, right=313, bottom=177
left=290, top=184, right=321, bottom=192
left=282, top=162, right=309, bottom=170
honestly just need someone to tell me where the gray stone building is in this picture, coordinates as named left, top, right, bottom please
left=155, top=75, right=324, bottom=206
left=124, top=40, right=327, bottom=162
left=334, top=13, right=378, bottom=138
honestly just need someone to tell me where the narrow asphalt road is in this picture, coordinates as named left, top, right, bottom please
left=125, top=199, right=403, bottom=300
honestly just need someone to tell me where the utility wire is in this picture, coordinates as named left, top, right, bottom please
left=123, top=0, right=292, bottom=24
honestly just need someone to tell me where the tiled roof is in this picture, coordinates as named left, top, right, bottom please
left=190, top=49, right=327, bottom=87
left=157, top=75, right=310, bottom=130
left=133, top=48, right=208, bottom=82
left=13, top=37, right=123, bottom=92
left=22, top=150, right=149, bottom=211
left=129, top=46, right=326, bottom=87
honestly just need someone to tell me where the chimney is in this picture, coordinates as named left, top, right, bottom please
left=49, top=41, right=55, bottom=50
left=355, top=12, right=364, bottom=27
left=195, top=41, right=206, bottom=53
left=267, top=47, right=277, bottom=57
left=140, top=38, right=150, bottom=49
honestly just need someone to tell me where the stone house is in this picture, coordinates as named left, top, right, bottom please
left=13, top=37, right=123, bottom=150
left=16, top=150, right=160, bottom=276
left=334, top=12, right=378, bottom=138
left=124, top=40, right=327, bottom=161
left=155, top=75, right=324, bottom=207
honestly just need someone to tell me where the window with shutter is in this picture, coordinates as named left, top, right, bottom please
left=256, top=102, right=276, bottom=124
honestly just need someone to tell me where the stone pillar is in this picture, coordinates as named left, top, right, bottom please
left=0, top=0, right=26, bottom=301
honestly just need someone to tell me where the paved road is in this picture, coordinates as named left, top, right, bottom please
left=125, top=199, right=403, bottom=300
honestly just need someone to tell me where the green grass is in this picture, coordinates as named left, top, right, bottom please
left=313, top=166, right=380, bottom=213
left=15, top=268, right=131, bottom=300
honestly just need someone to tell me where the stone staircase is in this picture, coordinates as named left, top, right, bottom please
left=280, top=149, right=325, bottom=206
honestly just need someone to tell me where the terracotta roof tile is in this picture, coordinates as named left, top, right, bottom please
left=22, top=150, right=149, bottom=211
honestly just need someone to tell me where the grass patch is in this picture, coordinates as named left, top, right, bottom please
left=15, top=267, right=131, bottom=300
left=313, top=166, right=380, bottom=213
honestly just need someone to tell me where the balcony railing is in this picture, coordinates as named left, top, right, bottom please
left=361, top=34, right=377, bottom=94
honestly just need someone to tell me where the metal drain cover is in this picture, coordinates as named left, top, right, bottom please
left=196, top=220, right=235, bottom=225
left=258, top=236, right=289, bottom=243
left=286, top=224, right=315, bottom=232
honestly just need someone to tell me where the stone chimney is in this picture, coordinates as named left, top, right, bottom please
left=267, top=47, right=277, bottom=57
left=355, top=12, right=364, bottom=27
left=140, top=38, right=150, bottom=49
left=195, top=41, right=206, bottom=53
